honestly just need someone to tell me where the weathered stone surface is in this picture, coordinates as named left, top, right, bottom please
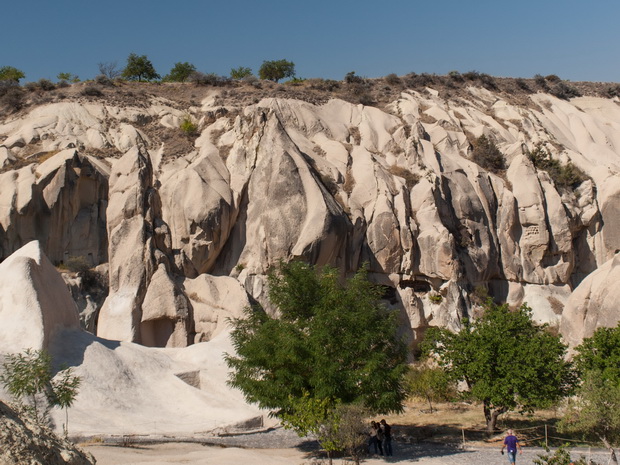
left=1, top=86, right=620, bottom=348
left=0, top=399, right=95, bottom=465
left=0, top=241, right=80, bottom=353
left=560, top=253, right=620, bottom=347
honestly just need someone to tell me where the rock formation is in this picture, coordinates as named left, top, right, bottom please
left=0, top=399, right=95, bottom=465
left=1, top=79, right=619, bottom=348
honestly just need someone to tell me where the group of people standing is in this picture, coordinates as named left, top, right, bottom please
left=368, top=419, right=393, bottom=456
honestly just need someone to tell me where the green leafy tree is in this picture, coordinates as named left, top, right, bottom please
left=424, top=300, right=574, bottom=433
left=560, top=324, right=620, bottom=464
left=121, top=53, right=160, bottom=82
left=406, top=363, right=456, bottom=413
left=1, top=349, right=53, bottom=422
left=230, top=66, right=253, bottom=79
left=226, top=261, right=407, bottom=434
left=163, top=62, right=197, bottom=82
left=258, top=59, right=295, bottom=82
left=1, top=349, right=81, bottom=429
left=0, top=66, right=25, bottom=82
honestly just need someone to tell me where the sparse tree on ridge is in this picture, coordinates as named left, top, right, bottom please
left=258, top=59, right=295, bottom=82
left=163, top=62, right=197, bottom=82
left=97, top=61, right=121, bottom=79
left=0, top=66, right=25, bottom=83
left=121, top=53, right=160, bottom=82
left=424, top=299, right=575, bottom=433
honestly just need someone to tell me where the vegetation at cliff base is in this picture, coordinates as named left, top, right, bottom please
left=226, top=261, right=407, bottom=451
left=423, top=299, right=574, bottom=433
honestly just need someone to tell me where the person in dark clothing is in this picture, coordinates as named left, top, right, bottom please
left=380, top=419, right=393, bottom=456
left=368, top=421, right=383, bottom=455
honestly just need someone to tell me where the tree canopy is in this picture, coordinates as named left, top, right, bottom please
left=121, top=53, right=160, bottom=82
left=0, top=66, right=25, bottom=82
left=258, top=59, right=295, bottom=82
left=226, top=261, right=407, bottom=434
left=560, top=324, right=620, bottom=464
left=424, top=300, right=574, bottom=432
left=163, top=62, right=197, bottom=82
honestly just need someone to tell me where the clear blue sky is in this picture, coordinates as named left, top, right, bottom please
left=2, top=0, right=619, bottom=83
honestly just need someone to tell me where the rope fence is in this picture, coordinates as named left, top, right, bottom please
left=457, top=423, right=602, bottom=450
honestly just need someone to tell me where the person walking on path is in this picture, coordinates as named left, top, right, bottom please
left=380, top=419, right=393, bottom=456
left=500, top=429, right=523, bottom=465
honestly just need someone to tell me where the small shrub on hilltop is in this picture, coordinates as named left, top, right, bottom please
left=344, top=71, right=364, bottom=84
left=0, top=82, right=24, bottom=112
left=471, top=135, right=506, bottom=173
left=448, top=70, right=464, bottom=82
left=534, top=74, right=550, bottom=91
left=550, top=81, right=581, bottom=100
left=163, top=62, right=197, bottom=82
left=81, top=86, right=103, bottom=97
left=384, top=73, right=401, bottom=85
left=57, top=72, right=79, bottom=83
left=527, top=143, right=586, bottom=190
left=230, top=66, right=253, bottom=80
left=188, top=71, right=227, bottom=86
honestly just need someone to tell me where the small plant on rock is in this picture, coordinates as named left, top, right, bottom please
left=180, top=115, right=198, bottom=135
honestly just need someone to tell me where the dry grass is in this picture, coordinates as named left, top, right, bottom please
left=380, top=399, right=566, bottom=447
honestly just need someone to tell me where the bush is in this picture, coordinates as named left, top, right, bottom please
left=605, top=84, right=620, bottom=98
left=471, top=135, right=506, bottom=173
left=384, top=73, right=401, bottom=85
left=94, top=74, right=113, bottom=86
left=188, top=71, right=227, bottom=86
left=0, top=66, right=25, bottom=82
left=534, top=74, right=549, bottom=90
left=163, top=62, right=197, bottom=82
left=57, top=72, right=79, bottom=83
left=448, top=70, right=464, bottom=82
left=0, top=82, right=23, bottom=112
left=515, top=78, right=530, bottom=91
left=389, top=165, right=420, bottom=189
left=344, top=71, right=363, bottom=84
left=258, top=59, right=295, bottom=82
left=550, top=81, right=581, bottom=100
left=37, top=78, right=55, bottom=91
left=527, top=143, right=586, bottom=190
left=81, top=86, right=103, bottom=97
left=230, top=66, right=253, bottom=79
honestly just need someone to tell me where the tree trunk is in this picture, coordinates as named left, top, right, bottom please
left=327, top=450, right=333, bottom=465
left=600, top=435, right=618, bottom=465
left=483, top=402, right=506, bottom=434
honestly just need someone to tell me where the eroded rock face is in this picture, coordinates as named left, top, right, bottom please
left=0, top=241, right=80, bottom=353
left=1, top=87, right=619, bottom=347
left=0, top=400, right=95, bottom=465
left=0, top=150, right=108, bottom=265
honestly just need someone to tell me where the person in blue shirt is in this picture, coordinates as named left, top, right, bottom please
left=501, top=429, right=523, bottom=464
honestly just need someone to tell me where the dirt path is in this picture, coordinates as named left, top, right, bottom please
left=83, top=440, right=610, bottom=465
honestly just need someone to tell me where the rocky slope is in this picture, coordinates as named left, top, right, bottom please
left=1, top=77, right=620, bottom=349
left=0, top=399, right=95, bottom=465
